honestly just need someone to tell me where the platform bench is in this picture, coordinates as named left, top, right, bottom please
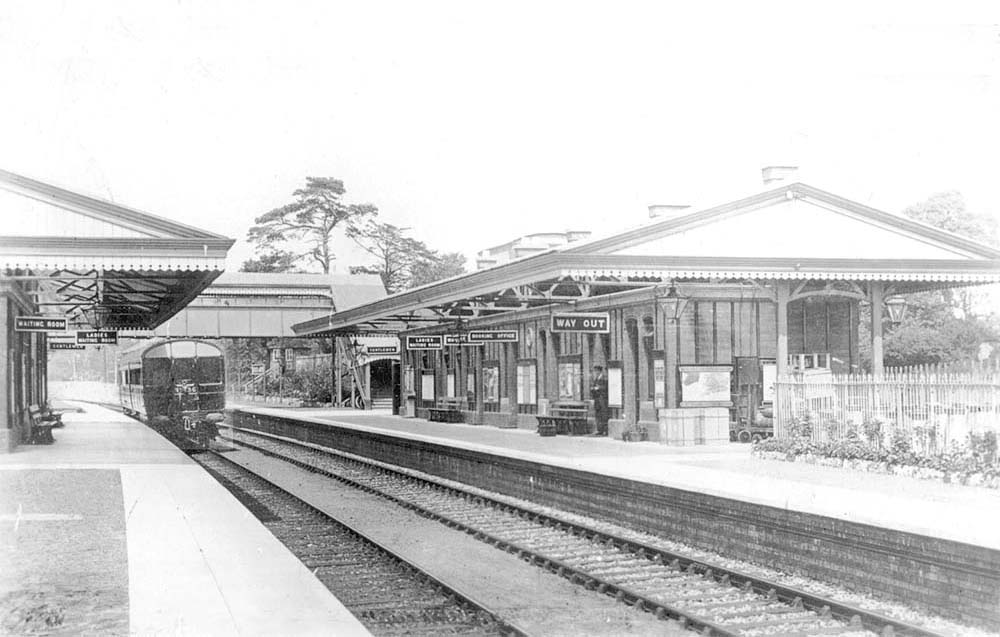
left=27, top=405, right=57, bottom=444
left=428, top=398, right=466, bottom=423
left=536, top=401, right=591, bottom=436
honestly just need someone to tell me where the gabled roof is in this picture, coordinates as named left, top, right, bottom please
left=291, top=182, right=1000, bottom=337
left=202, top=272, right=335, bottom=297
left=330, top=273, right=387, bottom=311
left=0, top=169, right=234, bottom=329
left=567, top=182, right=1000, bottom=261
left=0, top=168, right=229, bottom=241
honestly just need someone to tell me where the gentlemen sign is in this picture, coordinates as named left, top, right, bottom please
left=77, top=331, right=118, bottom=345
left=468, top=330, right=518, bottom=343
left=16, top=317, right=67, bottom=332
left=367, top=345, right=399, bottom=355
left=50, top=342, right=85, bottom=350
left=551, top=312, right=610, bottom=333
left=407, top=335, right=442, bottom=350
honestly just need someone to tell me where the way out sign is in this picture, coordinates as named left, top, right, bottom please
left=407, top=335, right=442, bottom=350
left=551, top=312, right=610, bottom=333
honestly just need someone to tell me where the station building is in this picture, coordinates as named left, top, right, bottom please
left=0, top=169, right=233, bottom=451
left=293, top=168, right=1000, bottom=439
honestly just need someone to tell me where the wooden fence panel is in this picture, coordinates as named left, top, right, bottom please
left=776, top=368, right=1000, bottom=451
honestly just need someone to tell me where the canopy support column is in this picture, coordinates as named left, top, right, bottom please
left=870, top=282, right=885, bottom=377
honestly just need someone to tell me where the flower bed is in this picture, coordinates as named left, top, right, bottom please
left=752, top=418, right=1000, bottom=489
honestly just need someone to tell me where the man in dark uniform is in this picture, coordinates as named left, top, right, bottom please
left=590, top=365, right=609, bottom=435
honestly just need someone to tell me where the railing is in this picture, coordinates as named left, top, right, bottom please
left=775, top=369, right=1000, bottom=451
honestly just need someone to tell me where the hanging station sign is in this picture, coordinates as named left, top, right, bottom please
left=50, top=342, right=85, bottom=350
left=15, top=316, right=67, bottom=332
left=444, top=333, right=478, bottom=346
left=550, top=312, right=610, bottom=333
left=77, top=330, right=118, bottom=345
left=407, top=335, right=442, bottom=350
left=467, top=330, right=518, bottom=343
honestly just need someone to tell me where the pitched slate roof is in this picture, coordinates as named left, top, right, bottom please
left=0, top=169, right=234, bottom=329
left=291, top=182, right=1000, bottom=336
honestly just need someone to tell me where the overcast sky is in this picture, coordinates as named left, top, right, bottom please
left=1, top=1, right=999, bottom=273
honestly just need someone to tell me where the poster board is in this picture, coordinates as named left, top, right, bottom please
left=516, top=362, right=536, bottom=405
left=421, top=372, right=435, bottom=401
left=761, top=360, right=777, bottom=403
left=679, top=365, right=732, bottom=407
left=483, top=364, right=499, bottom=402
left=607, top=364, right=623, bottom=407
left=653, top=358, right=665, bottom=408
left=558, top=361, right=581, bottom=400
left=446, top=371, right=456, bottom=397
left=403, top=365, right=414, bottom=394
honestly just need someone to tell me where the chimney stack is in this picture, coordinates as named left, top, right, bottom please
left=761, top=165, right=799, bottom=186
left=648, top=204, right=691, bottom=219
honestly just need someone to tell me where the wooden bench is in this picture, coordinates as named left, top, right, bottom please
left=536, top=401, right=591, bottom=436
left=40, top=403, right=66, bottom=428
left=428, top=397, right=466, bottom=423
left=27, top=405, right=57, bottom=444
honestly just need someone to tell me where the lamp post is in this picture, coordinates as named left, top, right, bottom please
left=656, top=283, right=689, bottom=323
left=885, top=296, right=907, bottom=325
left=655, top=282, right=689, bottom=408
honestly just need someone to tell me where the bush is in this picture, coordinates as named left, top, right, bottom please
left=754, top=425, right=999, bottom=486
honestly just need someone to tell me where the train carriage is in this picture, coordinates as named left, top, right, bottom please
left=119, top=338, right=226, bottom=450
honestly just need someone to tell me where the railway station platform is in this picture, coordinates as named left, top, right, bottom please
left=231, top=404, right=1000, bottom=551
left=229, top=404, right=1000, bottom=628
left=0, top=402, right=370, bottom=636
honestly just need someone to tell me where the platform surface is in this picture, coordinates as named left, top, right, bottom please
left=0, top=403, right=370, bottom=636
left=232, top=404, right=1000, bottom=552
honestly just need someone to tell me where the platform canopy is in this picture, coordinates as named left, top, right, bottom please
left=292, top=182, right=1000, bottom=337
left=0, top=169, right=234, bottom=330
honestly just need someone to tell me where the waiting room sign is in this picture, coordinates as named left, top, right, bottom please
left=16, top=316, right=67, bottom=332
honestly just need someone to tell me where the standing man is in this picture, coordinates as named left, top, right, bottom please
left=590, top=365, right=609, bottom=435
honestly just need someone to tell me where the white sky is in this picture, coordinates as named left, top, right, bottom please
left=1, top=1, right=999, bottom=273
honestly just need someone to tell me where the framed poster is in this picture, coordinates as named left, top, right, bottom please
left=761, top=360, right=777, bottom=403
left=446, top=371, right=456, bottom=397
left=483, top=364, right=499, bottom=402
left=403, top=365, right=414, bottom=394
left=421, top=372, right=435, bottom=401
left=653, top=358, right=666, bottom=408
left=679, top=365, right=732, bottom=407
left=558, top=361, right=581, bottom=400
left=516, top=361, right=536, bottom=405
left=607, top=364, right=623, bottom=407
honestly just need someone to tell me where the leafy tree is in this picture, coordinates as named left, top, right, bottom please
left=346, top=220, right=433, bottom=293
left=410, top=251, right=467, bottom=288
left=902, top=191, right=999, bottom=318
left=859, top=191, right=1000, bottom=369
left=347, top=220, right=467, bottom=292
left=247, top=177, right=377, bottom=273
left=240, top=249, right=299, bottom=273
left=902, top=191, right=999, bottom=246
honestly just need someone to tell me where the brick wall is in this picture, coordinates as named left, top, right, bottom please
left=231, top=410, right=1000, bottom=628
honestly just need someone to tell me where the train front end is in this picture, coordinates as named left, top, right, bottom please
left=143, top=340, right=226, bottom=451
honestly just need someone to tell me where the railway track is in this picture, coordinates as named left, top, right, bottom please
left=220, top=426, right=948, bottom=637
left=193, top=450, right=522, bottom=637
